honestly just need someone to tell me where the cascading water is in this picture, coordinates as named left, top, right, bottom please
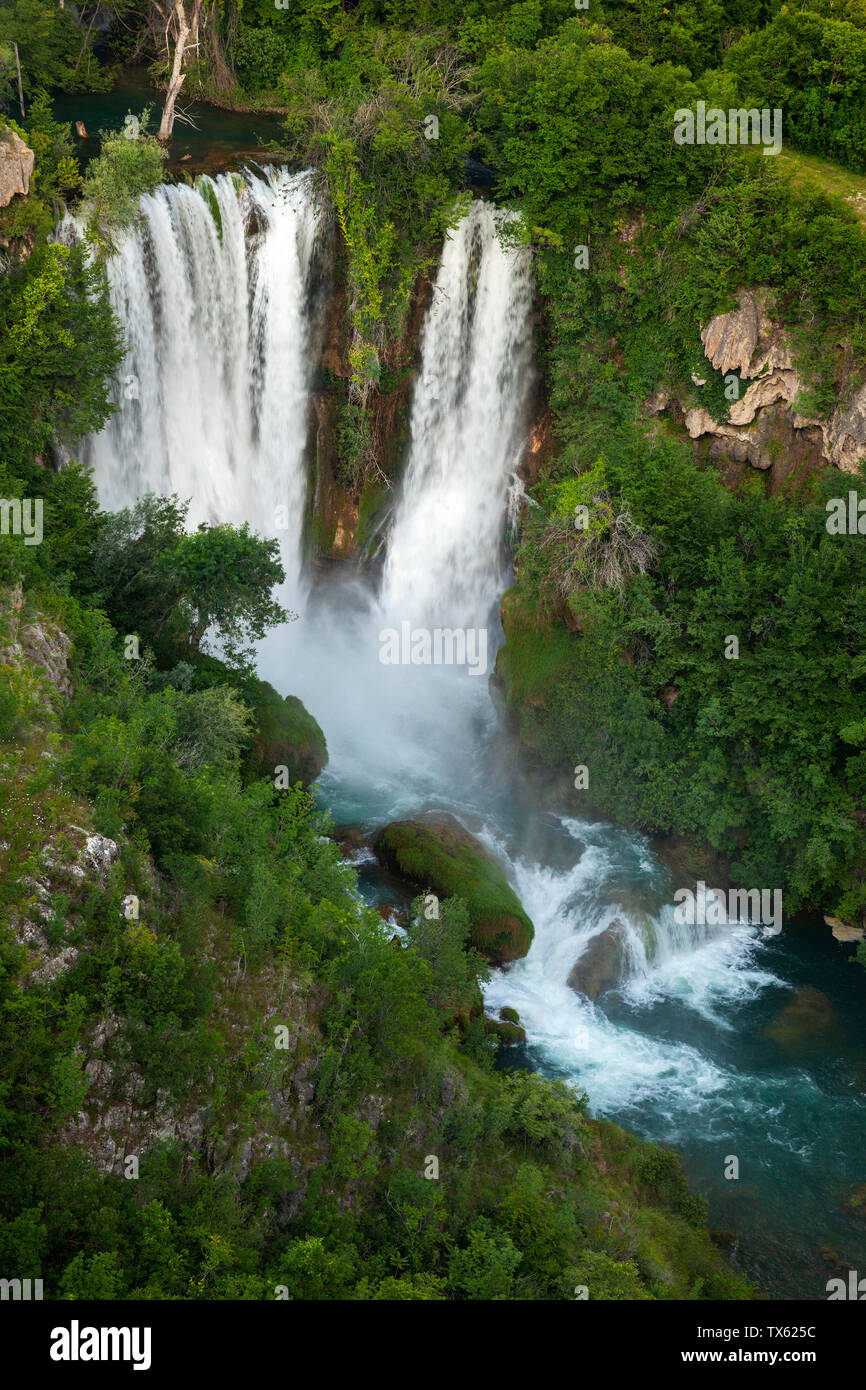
left=91, top=181, right=866, bottom=1299
left=380, top=201, right=534, bottom=627
left=258, top=199, right=536, bottom=818
left=87, top=166, right=323, bottom=602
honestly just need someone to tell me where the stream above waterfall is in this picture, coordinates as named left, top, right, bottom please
left=86, top=167, right=866, bottom=1302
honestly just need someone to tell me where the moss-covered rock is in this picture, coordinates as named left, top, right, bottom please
left=499, top=1005, right=521, bottom=1024
left=186, top=657, right=327, bottom=788
left=372, top=814, right=534, bottom=964
left=241, top=677, right=327, bottom=788
left=485, top=1016, right=527, bottom=1045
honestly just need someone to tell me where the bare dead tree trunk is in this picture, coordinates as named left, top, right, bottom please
left=154, top=0, right=204, bottom=141
left=13, top=42, right=24, bottom=121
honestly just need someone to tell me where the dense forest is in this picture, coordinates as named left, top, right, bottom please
left=1, top=0, right=865, bottom=1308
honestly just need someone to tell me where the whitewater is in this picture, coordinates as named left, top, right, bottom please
left=86, top=171, right=866, bottom=1298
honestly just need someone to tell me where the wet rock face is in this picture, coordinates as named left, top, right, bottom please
left=567, top=921, right=627, bottom=1000
left=485, top=1015, right=527, bottom=1044
left=0, top=128, right=34, bottom=208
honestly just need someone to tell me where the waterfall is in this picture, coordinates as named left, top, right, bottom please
left=79, top=169, right=865, bottom=1295
left=87, top=167, right=323, bottom=602
left=381, top=201, right=534, bottom=629
left=254, top=198, right=536, bottom=815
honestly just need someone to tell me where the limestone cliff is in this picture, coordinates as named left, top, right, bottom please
left=0, top=127, right=34, bottom=209
left=645, top=287, right=866, bottom=488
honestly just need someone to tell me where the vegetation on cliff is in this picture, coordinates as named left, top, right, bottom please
left=0, top=52, right=757, bottom=1299
left=4, top=0, right=866, bottom=1306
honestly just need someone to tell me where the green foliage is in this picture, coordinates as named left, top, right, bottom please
left=477, top=26, right=722, bottom=242
left=275, top=1237, right=356, bottom=1299
left=280, top=27, right=473, bottom=401
left=447, top=1217, right=522, bottom=1299
left=92, top=493, right=288, bottom=670
left=79, top=116, right=167, bottom=249
left=0, top=242, right=123, bottom=482
left=570, top=1248, right=651, bottom=1300
left=636, top=1145, right=708, bottom=1228
left=504, top=434, right=866, bottom=916
left=541, top=456, right=657, bottom=597
left=598, top=0, right=780, bottom=77
left=334, top=397, right=373, bottom=490
left=723, top=9, right=866, bottom=171
left=502, top=1069, right=588, bottom=1150
left=60, top=1250, right=123, bottom=1300
left=0, top=0, right=112, bottom=99
left=408, top=894, right=488, bottom=1025
left=233, top=26, right=304, bottom=93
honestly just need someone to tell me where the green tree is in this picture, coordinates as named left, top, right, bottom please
left=92, top=494, right=289, bottom=669
left=79, top=115, right=167, bottom=248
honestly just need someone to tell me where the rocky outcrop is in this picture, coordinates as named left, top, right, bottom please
left=813, top=379, right=866, bottom=473
left=484, top=1004, right=526, bottom=1044
left=372, top=813, right=534, bottom=964
left=824, top=914, right=865, bottom=943
left=683, top=401, right=823, bottom=481
left=0, top=586, right=73, bottom=700
left=0, top=127, right=34, bottom=208
left=14, top=826, right=120, bottom=986
left=646, top=287, right=866, bottom=482
left=700, top=291, right=763, bottom=377
left=60, top=971, right=326, bottom=1181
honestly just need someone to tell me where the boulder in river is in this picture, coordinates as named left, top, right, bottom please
left=371, top=814, right=534, bottom=964
left=485, top=1016, right=526, bottom=1045
left=240, top=675, right=327, bottom=788
left=567, top=920, right=628, bottom=1000
left=763, top=986, right=843, bottom=1053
